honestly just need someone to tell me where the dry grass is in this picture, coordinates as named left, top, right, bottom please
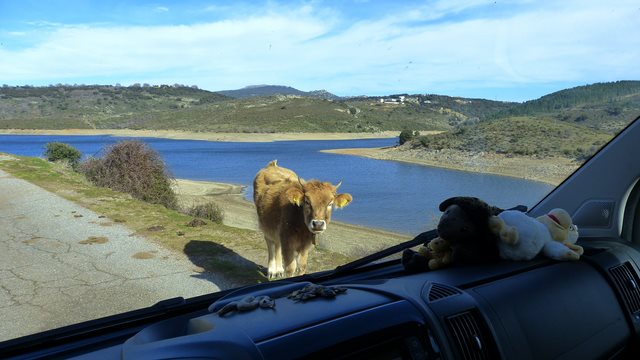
left=184, top=202, right=225, bottom=224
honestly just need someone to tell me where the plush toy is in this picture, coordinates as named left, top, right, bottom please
left=413, top=237, right=453, bottom=270
left=537, top=209, right=583, bottom=255
left=489, top=208, right=582, bottom=261
left=402, top=196, right=504, bottom=272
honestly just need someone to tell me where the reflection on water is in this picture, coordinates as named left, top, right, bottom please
left=0, top=135, right=553, bottom=235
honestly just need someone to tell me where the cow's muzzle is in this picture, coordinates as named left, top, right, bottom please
left=310, top=220, right=327, bottom=233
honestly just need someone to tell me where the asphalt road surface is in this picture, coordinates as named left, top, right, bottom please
left=0, top=167, right=224, bottom=342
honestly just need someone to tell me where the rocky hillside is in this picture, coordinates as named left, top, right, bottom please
left=0, top=85, right=506, bottom=132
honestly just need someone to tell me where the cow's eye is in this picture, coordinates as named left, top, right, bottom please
left=327, top=201, right=334, bottom=208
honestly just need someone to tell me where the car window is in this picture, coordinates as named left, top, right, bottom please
left=0, top=0, right=638, bottom=342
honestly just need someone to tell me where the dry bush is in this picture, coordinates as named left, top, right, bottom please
left=185, top=202, right=224, bottom=224
left=79, top=140, right=178, bottom=209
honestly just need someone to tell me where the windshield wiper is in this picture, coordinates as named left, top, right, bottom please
left=331, top=229, right=438, bottom=276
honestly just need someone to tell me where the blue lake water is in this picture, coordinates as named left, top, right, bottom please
left=0, top=135, right=554, bottom=235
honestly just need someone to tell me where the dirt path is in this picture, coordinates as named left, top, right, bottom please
left=0, top=168, right=227, bottom=342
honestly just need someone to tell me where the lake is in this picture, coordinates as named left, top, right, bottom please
left=0, top=134, right=554, bottom=235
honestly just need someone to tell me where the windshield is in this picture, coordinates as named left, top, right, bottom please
left=0, top=0, right=639, bottom=342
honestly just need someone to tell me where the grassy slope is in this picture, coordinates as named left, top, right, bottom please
left=0, top=85, right=512, bottom=132
left=0, top=155, right=353, bottom=287
left=0, top=85, right=227, bottom=130
left=408, top=82, right=640, bottom=159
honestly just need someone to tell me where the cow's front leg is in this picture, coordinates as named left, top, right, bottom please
left=266, top=237, right=278, bottom=280
left=282, top=244, right=297, bottom=278
left=297, top=248, right=310, bottom=276
left=274, top=240, right=285, bottom=278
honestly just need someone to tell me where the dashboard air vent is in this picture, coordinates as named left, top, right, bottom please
left=609, top=262, right=640, bottom=314
left=428, top=283, right=461, bottom=302
left=446, top=311, right=492, bottom=360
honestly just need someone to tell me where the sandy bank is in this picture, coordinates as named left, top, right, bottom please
left=172, top=178, right=411, bottom=257
left=322, top=147, right=580, bottom=186
left=0, top=129, right=398, bottom=142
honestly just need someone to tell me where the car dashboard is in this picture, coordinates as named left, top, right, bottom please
left=52, top=237, right=640, bottom=360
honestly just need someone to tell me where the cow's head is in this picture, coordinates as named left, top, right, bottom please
left=286, top=179, right=352, bottom=234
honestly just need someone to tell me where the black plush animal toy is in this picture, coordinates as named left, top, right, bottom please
left=402, top=196, right=505, bottom=272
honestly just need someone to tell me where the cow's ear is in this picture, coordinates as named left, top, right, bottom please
left=286, top=187, right=304, bottom=206
left=335, top=193, right=352, bottom=208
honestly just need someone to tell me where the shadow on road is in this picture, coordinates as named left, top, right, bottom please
left=184, top=240, right=267, bottom=286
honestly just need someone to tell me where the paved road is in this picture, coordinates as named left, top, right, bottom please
left=0, top=167, right=225, bottom=342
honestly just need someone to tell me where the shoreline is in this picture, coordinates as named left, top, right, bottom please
left=322, top=147, right=580, bottom=186
left=0, top=129, right=398, bottom=142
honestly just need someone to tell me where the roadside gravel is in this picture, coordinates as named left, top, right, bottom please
left=0, top=166, right=226, bottom=342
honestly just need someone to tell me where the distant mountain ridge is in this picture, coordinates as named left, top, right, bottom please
left=217, top=85, right=340, bottom=100
left=0, top=81, right=637, bottom=138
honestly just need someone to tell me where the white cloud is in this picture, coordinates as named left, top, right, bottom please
left=0, top=1, right=638, bottom=99
left=154, top=6, right=169, bottom=13
left=203, top=5, right=226, bottom=12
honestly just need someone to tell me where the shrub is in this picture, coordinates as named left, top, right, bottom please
left=79, top=156, right=107, bottom=181
left=185, top=202, right=225, bottom=224
left=44, top=142, right=81, bottom=168
left=79, top=140, right=178, bottom=209
left=399, top=129, right=415, bottom=145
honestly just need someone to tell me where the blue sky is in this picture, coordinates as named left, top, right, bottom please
left=0, top=0, right=639, bottom=102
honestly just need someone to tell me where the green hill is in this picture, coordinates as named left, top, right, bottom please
left=412, top=116, right=611, bottom=159
left=1, top=82, right=638, bottom=138
left=217, top=85, right=340, bottom=100
left=0, top=85, right=507, bottom=132
left=0, top=85, right=228, bottom=130
left=102, top=95, right=466, bottom=133
left=490, top=81, right=640, bottom=132
left=402, top=81, right=640, bottom=160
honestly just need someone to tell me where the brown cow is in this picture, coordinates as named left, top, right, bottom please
left=253, top=160, right=352, bottom=279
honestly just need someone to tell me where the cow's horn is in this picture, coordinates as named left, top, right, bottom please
left=335, top=180, right=342, bottom=190
left=298, top=177, right=306, bottom=186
